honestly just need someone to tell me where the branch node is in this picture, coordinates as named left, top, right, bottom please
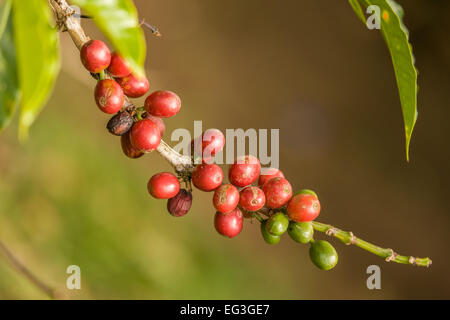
left=385, top=249, right=398, bottom=262
left=325, top=227, right=338, bottom=237
left=346, top=231, right=357, bottom=245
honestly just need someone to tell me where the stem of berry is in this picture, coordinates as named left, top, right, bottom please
left=49, top=0, right=432, bottom=268
left=311, top=221, right=432, bottom=267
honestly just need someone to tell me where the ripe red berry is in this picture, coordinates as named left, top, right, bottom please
left=121, top=131, right=144, bottom=159
left=94, top=79, right=124, bottom=114
left=167, top=189, right=192, bottom=217
left=262, top=177, right=293, bottom=209
left=129, top=119, right=161, bottom=152
left=287, top=193, right=321, bottom=222
left=228, top=155, right=261, bottom=188
left=80, top=40, right=111, bottom=73
left=213, top=184, right=239, bottom=213
left=144, top=90, right=181, bottom=118
left=239, top=186, right=265, bottom=212
left=214, top=208, right=243, bottom=238
left=148, top=172, right=180, bottom=199
left=258, top=168, right=284, bottom=186
left=146, top=115, right=165, bottom=136
left=107, top=52, right=131, bottom=78
left=116, top=74, right=150, bottom=98
left=192, top=164, right=223, bottom=192
left=192, top=129, right=225, bottom=163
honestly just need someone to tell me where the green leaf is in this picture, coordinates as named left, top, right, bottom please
left=12, top=0, right=60, bottom=140
left=72, top=0, right=146, bottom=76
left=349, top=0, right=418, bottom=161
left=348, top=0, right=366, bottom=24
left=0, top=0, right=20, bottom=131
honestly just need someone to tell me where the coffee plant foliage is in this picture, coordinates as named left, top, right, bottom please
left=0, top=0, right=417, bottom=159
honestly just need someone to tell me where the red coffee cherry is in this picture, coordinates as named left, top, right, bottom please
left=167, top=189, right=192, bottom=217
left=287, top=193, right=321, bottom=222
left=80, top=40, right=111, bottom=73
left=121, top=131, right=144, bottom=159
left=146, top=115, right=165, bottom=137
left=258, top=168, right=284, bottom=186
left=192, top=129, right=225, bottom=163
left=228, top=155, right=261, bottom=188
left=144, top=90, right=181, bottom=118
left=116, top=74, right=150, bottom=98
left=148, top=172, right=180, bottom=199
left=213, top=184, right=239, bottom=213
left=107, top=52, right=131, bottom=78
left=214, top=207, right=243, bottom=238
left=129, top=119, right=161, bottom=152
left=262, top=177, right=293, bottom=209
left=94, top=79, right=124, bottom=114
left=192, top=164, right=223, bottom=192
left=239, top=186, right=265, bottom=212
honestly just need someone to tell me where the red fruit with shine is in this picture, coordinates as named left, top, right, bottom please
left=107, top=52, right=132, bottom=78
left=144, top=90, right=181, bottom=118
left=80, top=40, right=111, bottom=73
left=214, top=208, right=243, bottom=238
left=192, top=164, right=223, bottom=192
left=228, top=155, right=261, bottom=188
left=129, top=119, right=161, bottom=152
left=258, top=168, right=284, bottom=186
left=262, top=177, right=293, bottom=209
left=287, top=193, right=321, bottom=222
left=239, top=186, right=266, bottom=212
left=94, top=79, right=124, bottom=114
left=146, top=115, right=165, bottom=136
left=147, top=172, right=180, bottom=199
left=213, top=184, right=240, bottom=213
left=121, top=131, right=144, bottom=159
left=192, top=129, right=225, bottom=163
left=116, top=74, right=150, bottom=98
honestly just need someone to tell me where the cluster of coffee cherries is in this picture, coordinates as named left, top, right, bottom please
left=152, top=139, right=338, bottom=270
left=80, top=39, right=338, bottom=271
left=79, top=39, right=180, bottom=159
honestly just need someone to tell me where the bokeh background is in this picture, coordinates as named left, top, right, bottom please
left=1, top=0, right=450, bottom=299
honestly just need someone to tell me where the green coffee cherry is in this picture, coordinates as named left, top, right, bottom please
left=288, top=221, right=314, bottom=244
left=265, top=212, right=289, bottom=236
left=260, top=221, right=281, bottom=245
left=293, top=189, right=318, bottom=198
left=309, top=240, right=338, bottom=271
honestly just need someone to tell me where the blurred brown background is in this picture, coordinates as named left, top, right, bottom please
left=0, top=0, right=449, bottom=299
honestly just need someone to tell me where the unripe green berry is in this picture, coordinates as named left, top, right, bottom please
left=288, top=221, right=314, bottom=244
left=260, top=221, right=281, bottom=245
left=309, top=240, right=338, bottom=271
left=294, top=189, right=318, bottom=198
left=265, top=212, right=289, bottom=236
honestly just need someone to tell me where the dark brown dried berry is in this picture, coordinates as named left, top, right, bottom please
left=120, top=131, right=144, bottom=159
left=107, top=111, right=134, bottom=136
left=167, top=189, right=192, bottom=217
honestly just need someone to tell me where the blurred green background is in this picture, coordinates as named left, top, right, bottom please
left=1, top=0, right=450, bottom=299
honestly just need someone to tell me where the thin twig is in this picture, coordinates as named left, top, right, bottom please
left=311, top=221, right=432, bottom=267
left=139, top=19, right=162, bottom=37
left=0, top=240, right=56, bottom=298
